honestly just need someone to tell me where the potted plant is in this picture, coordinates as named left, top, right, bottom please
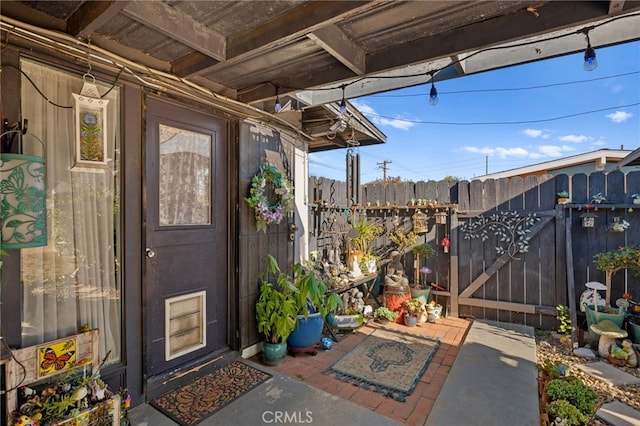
left=256, top=255, right=299, bottom=365
left=373, top=306, right=398, bottom=324
left=349, top=218, right=383, bottom=271
left=593, top=245, right=640, bottom=307
left=388, top=228, right=420, bottom=258
left=411, top=243, right=436, bottom=300
left=287, top=261, right=343, bottom=350
left=557, top=191, right=570, bottom=204
left=402, top=298, right=424, bottom=327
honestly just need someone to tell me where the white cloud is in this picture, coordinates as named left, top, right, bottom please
left=462, top=146, right=528, bottom=158
left=610, top=84, right=623, bottom=94
left=523, top=128, right=543, bottom=138
left=351, top=100, right=415, bottom=131
left=464, top=144, right=576, bottom=160
left=558, top=134, right=589, bottom=143
left=606, top=110, right=633, bottom=123
left=522, top=128, right=551, bottom=139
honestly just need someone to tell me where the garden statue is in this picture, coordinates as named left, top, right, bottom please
left=385, top=250, right=408, bottom=287
left=621, top=339, right=638, bottom=368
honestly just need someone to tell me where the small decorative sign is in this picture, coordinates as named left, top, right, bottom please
left=37, top=337, right=77, bottom=378
left=72, top=79, right=109, bottom=168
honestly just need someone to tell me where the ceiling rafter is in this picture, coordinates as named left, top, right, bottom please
left=307, top=24, right=366, bottom=75
left=121, top=1, right=226, bottom=61
left=183, top=1, right=381, bottom=79
left=365, top=1, right=615, bottom=75
left=66, top=1, right=129, bottom=38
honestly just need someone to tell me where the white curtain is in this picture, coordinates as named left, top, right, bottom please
left=20, top=59, right=121, bottom=363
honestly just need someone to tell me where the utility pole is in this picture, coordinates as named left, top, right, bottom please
left=377, top=160, right=392, bottom=182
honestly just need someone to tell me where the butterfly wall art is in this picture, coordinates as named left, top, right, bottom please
left=37, top=338, right=77, bottom=378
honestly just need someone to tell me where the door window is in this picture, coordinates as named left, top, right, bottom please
left=158, top=124, right=212, bottom=226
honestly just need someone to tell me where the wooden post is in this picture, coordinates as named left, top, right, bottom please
left=565, top=218, right=579, bottom=349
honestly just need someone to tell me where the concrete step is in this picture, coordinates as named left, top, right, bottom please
left=574, top=362, right=640, bottom=387
left=596, top=400, right=640, bottom=426
left=425, top=320, right=539, bottom=426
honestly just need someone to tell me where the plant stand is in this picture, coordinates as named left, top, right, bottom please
left=288, top=343, right=320, bottom=357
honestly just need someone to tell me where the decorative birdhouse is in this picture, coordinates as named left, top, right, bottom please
left=580, top=211, right=597, bottom=228
left=412, top=209, right=427, bottom=233
left=434, top=210, right=447, bottom=225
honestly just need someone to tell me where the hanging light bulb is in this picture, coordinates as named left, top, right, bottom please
left=340, top=86, right=347, bottom=114
left=274, top=86, right=281, bottom=113
left=583, top=32, right=597, bottom=71
left=429, top=81, right=439, bottom=106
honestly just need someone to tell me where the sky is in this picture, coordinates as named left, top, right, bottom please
left=309, top=40, right=640, bottom=183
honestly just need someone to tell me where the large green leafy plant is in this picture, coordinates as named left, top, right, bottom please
left=255, top=255, right=298, bottom=344
left=291, top=261, right=342, bottom=318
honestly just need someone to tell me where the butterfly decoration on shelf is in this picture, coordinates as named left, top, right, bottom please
left=38, top=339, right=77, bottom=377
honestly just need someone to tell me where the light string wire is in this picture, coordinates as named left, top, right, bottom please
left=369, top=71, right=640, bottom=97
left=362, top=102, right=640, bottom=126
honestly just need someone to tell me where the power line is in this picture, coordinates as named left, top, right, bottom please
left=368, top=71, right=640, bottom=97
left=361, top=102, right=640, bottom=126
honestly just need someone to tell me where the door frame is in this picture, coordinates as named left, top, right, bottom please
left=122, top=90, right=239, bottom=405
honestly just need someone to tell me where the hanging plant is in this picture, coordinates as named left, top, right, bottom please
left=244, top=165, right=294, bottom=233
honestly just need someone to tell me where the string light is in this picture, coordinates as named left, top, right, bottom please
left=274, top=87, right=281, bottom=113
left=339, top=85, right=347, bottom=114
left=429, top=78, right=438, bottom=106
left=582, top=29, right=598, bottom=71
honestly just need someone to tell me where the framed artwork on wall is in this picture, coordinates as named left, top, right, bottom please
left=72, top=89, right=109, bottom=168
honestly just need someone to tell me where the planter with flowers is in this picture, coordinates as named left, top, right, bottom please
left=402, top=298, right=425, bottom=327
left=557, top=191, right=570, bottom=205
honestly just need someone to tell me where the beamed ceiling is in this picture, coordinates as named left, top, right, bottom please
left=2, top=1, right=640, bottom=151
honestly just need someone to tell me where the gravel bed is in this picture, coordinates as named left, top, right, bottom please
left=535, top=331, right=640, bottom=425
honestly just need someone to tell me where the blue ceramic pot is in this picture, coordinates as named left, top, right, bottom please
left=288, top=312, right=324, bottom=349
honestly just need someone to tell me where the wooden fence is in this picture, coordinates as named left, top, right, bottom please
left=309, top=170, right=640, bottom=329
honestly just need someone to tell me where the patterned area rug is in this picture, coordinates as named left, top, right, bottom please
left=150, top=360, right=271, bottom=426
left=324, top=328, right=440, bottom=401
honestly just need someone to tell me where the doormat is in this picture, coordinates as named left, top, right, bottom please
left=150, top=360, right=271, bottom=426
left=324, top=328, right=440, bottom=402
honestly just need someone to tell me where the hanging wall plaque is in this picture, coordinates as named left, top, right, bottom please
left=72, top=78, right=109, bottom=167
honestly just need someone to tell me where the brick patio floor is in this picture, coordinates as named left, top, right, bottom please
left=257, top=316, right=472, bottom=426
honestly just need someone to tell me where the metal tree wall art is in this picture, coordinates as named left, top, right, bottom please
left=460, top=211, right=540, bottom=259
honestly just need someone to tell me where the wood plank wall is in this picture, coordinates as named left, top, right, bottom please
left=239, top=123, right=295, bottom=348
left=309, top=170, right=640, bottom=329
